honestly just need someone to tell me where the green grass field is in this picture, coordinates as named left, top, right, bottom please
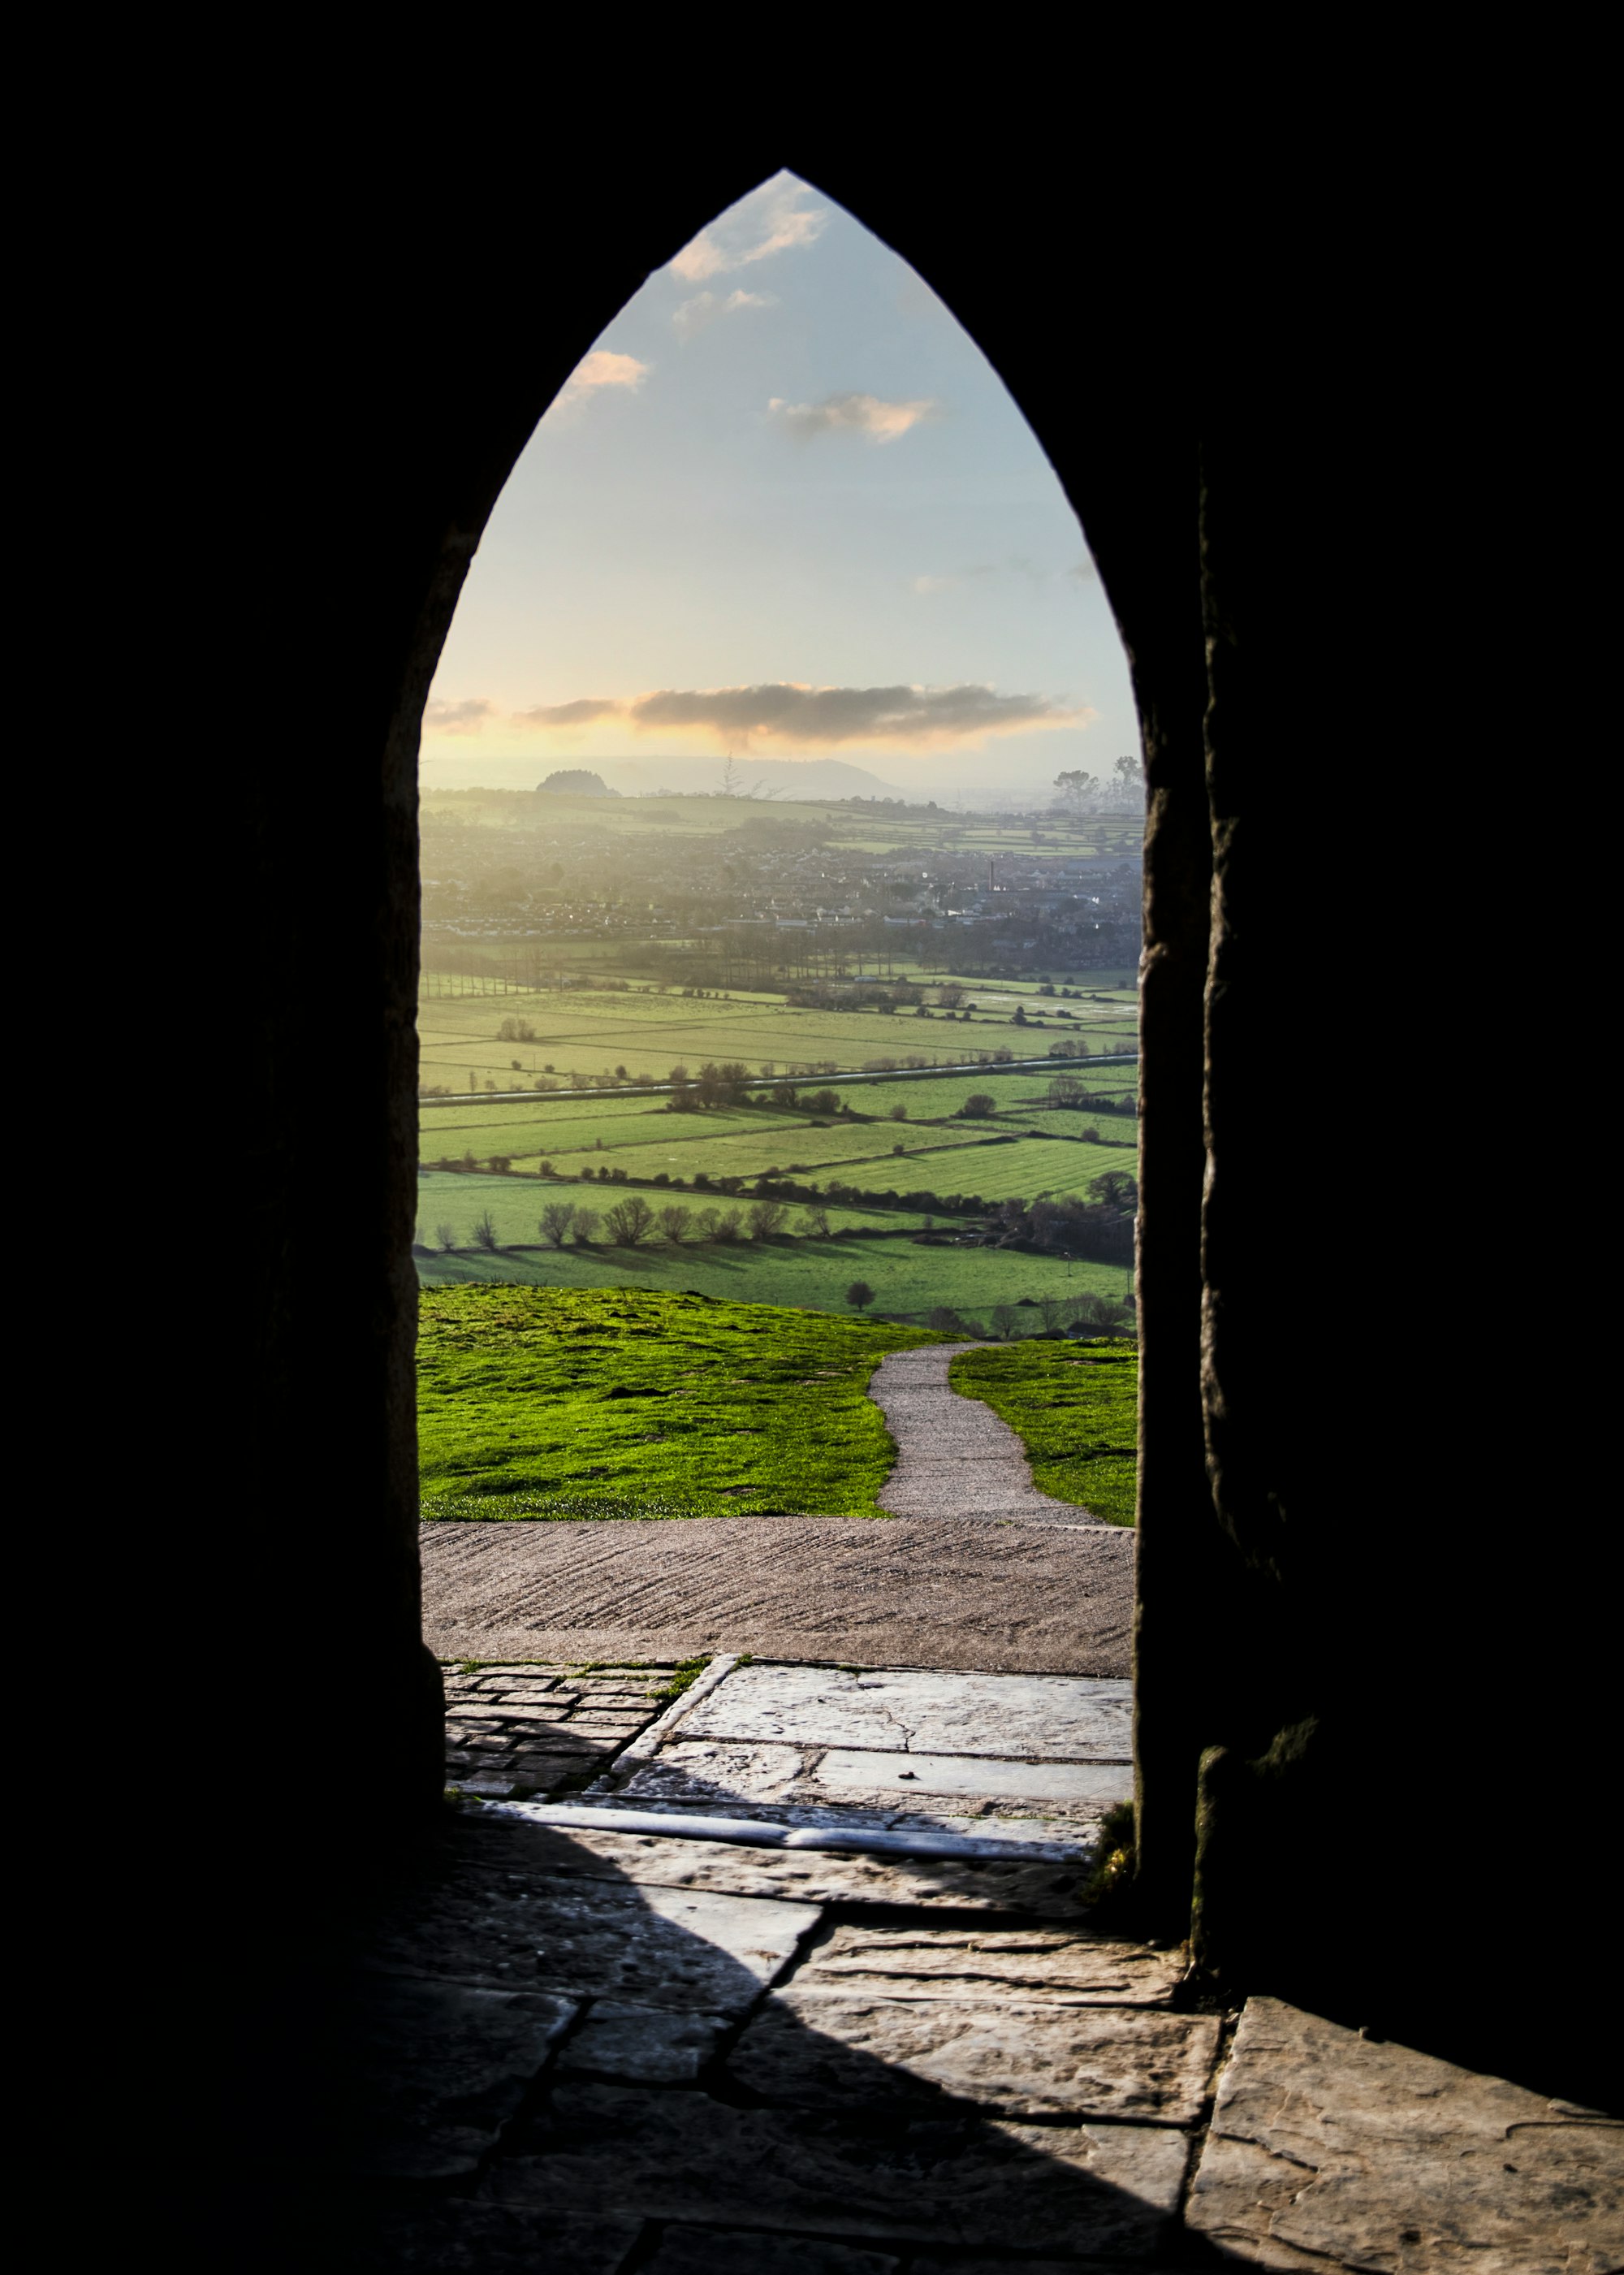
left=418, top=979, right=1138, bottom=1095
left=420, top=1068, right=1138, bottom=1187
left=418, top=1285, right=940, bottom=1520
left=415, top=1196, right=1132, bottom=1322
left=949, top=1340, right=1139, bottom=1525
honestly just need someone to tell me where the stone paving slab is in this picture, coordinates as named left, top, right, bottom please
left=614, top=1736, right=1129, bottom=1830
left=818, top=1748, right=1133, bottom=1808
left=643, top=2230, right=900, bottom=2274
left=557, top=2000, right=730, bottom=2084
left=463, top=1813, right=1098, bottom=1916
left=1186, top=1996, right=1624, bottom=2273
left=323, top=2198, right=641, bottom=2273
left=730, top=1992, right=1220, bottom=2121
left=368, top=1867, right=818, bottom=2018
left=680, top=1662, right=1134, bottom=1760
left=294, top=1974, right=578, bottom=2182
left=421, top=1516, right=1134, bottom=1674
left=493, top=2080, right=1191, bottom=2253
left=798, top=1922, right=1186, bottom=2005
left=870, top=1343, right=1105, bottom=1525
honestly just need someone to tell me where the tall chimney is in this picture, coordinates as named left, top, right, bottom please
left=988, top=859, right=996, bottom=891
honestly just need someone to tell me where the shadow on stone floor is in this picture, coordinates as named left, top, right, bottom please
left=229, top=1810, right=1218, bottom=2273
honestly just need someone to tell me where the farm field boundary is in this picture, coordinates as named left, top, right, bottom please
left=421, top=1051, right=1138, bottom=1108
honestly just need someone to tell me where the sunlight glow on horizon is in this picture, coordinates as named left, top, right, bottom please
left=425, top=175, right=1136, bottom=802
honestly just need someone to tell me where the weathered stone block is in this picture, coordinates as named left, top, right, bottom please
left=799, top=1923, right=1185, bottom=2005
left=369, top=1869, right=818, bottom=2016
left=1186, top=1997, right=1624, bottom=2273
left=729, top=1992, right=1218, bottom=2121
left=495, top=2082, right=1190, bottom=2251
left=816, top=1748, right=1132, bottom=1808
left=620, top=1738, right=1129, bottom=1823
left=683, top=1663, right=1134, bottom=1762
left=644, top=2227, right=901, bottom=2273
left=486, top=1819, right=1095, bottom=1915
left=302, top=1974, right=577, bottom=2180
left=558, top=2000, right=729, bottom=2083
left=320, top=2196, right=639, bottom=2273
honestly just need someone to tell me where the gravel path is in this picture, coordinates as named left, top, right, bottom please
left=871, top=1343, right=1104, bottom=1524
left=420, top=1516, right=1134, bottom=1674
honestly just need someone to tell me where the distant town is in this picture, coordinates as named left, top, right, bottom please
left=420, top=776, right=1142, bottom=990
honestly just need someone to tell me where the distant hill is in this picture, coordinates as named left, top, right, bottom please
left=537, top=769, right=619, bottom=796
left=598, top=755, right=903, bottom=800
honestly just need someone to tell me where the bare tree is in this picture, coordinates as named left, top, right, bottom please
left=747, top=1199, right=789, bottom=1240
left=846, top=1281, right=876, bottom=1311
left=710, top=1208, right=743, bottom=1243
left=959, top=1093, right=996, bottom=1118
left=539, top=1202, right=577, bottom=1248
left=889, top=1103, right=909, bottom=1122
left=572, top=1208, right=600, bottom=1245
left=657, top=1204, right=693, bottom=1244
left=991, top=1303, right=1018, bottom=1339
left=804, top=1204, right=832, bottom=1237
left=473, top=1212, right=500, bottom=1252
left=435, top=1223, right=458, bottom=1253
left=604, top=1195, right=657, bottom=1247
left=1039, top=1296, right=1064, bottom=1333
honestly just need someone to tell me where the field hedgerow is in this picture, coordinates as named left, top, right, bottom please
left=949, top=1339, right=1138, bottom=1525
left=418, top=1285, right=944, bottom=1521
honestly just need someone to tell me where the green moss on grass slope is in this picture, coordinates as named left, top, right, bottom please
left=948, top=1339, right=1138, bottom=1525
left=419, top=1285, right=942, bottom=1521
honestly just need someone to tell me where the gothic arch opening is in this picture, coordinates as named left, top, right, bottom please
left=410, top=175, right=1151, bottom=1742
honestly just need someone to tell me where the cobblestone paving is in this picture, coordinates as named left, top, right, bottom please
left=443, top=1661, right=681, bottom=1798
left=314, top=1656, right=1621, bottom=2269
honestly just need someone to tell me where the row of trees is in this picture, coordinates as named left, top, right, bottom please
left=434, top=1197, right=819, bottom=1255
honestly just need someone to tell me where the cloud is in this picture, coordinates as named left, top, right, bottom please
left=513, top=683, right=1083, bottom=750
left=673, top=288, right=776, bottom=339
left=423, top=699, right=496, bottom=736
left=552, top=349, right=650, bottom=411
left=670, top=174, right=827, bottom=283
left=768, top=392, right=941, bottom=444
left=516, top=699, right=620, bottom=729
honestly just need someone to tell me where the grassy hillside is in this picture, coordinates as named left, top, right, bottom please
left=418, top=1286, right=941, bottom=1520
left=415, top=1192, right=1132, bottom=1322
left=950, top=1340, right=1138, bottom=1525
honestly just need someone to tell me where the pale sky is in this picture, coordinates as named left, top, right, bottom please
left=424, top=174, right=1138, bottom=806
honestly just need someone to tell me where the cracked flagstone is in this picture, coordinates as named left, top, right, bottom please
left=1186, top=1997, right=1624, bottom=2273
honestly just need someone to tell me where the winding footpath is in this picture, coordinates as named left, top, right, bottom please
left=870, top=1342, right=1105, bottom=1525
left=418, top=1347, right=1132, bottom=1670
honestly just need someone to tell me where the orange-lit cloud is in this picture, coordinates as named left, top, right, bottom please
left=670, top=177, right=827, bottom=283
left=507, top=682, right=1085, bottom=750
left=551, top=350, right=650, bottom=413
left=423, top=698, right=496, bottom=735
left=768, top=392, right=940, bottom=443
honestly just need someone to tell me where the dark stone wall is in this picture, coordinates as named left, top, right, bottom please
left=134, top=134, right=1609, bottom=2113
